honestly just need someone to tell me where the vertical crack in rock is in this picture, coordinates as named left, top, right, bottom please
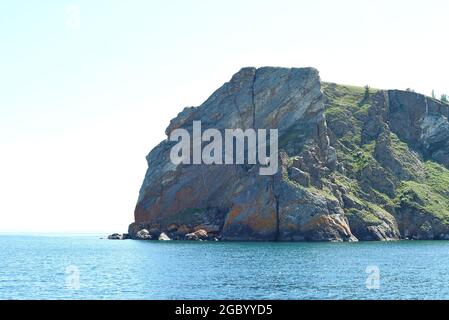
left=274, top=194, right=280, bottom=241
left=251, top=70, right=257, bottom=129
left=271, top=175, right=280, bottom=241
left=232, top=94, right=244, bottom=128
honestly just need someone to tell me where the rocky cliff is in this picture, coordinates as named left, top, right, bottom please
left=129, top=67, right=449, bottom=242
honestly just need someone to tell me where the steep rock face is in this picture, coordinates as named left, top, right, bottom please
left=130, top=67, right=449, bottom=242
left=132, top=67, right=354, bottom=242
left=324, top=84, right=449, bottom=241
left=388, top=90, right=449, bottom=167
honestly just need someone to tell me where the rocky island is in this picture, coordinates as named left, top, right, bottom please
left=125, top=66, right=449, bottom=242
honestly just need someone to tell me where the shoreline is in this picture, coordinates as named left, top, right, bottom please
left=106, top=231, right=449, bottom=243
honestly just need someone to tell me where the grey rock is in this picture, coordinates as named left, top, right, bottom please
left=185, top=229, right=208, bottom=241
left=108, top=233, right=124, bottom=240
left=289, top=167, right=310, bottom=187
left=158, top=232, right=171, bottom=241
left=136, top=229, right=152, bottom=240
left=388, top=90, right=449, bottom=166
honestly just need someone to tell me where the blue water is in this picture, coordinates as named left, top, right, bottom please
left=1, top=234, right=449, bottom=299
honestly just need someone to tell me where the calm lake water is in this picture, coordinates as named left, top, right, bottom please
left=1, top=234, right=449, bottom=300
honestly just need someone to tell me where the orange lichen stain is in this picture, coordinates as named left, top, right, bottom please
left=285, top=223, right=299, bottom=231
left=255, top=217, right=275, bottom=231
left=302, top=215, right=329, bottom=231
left=226, top=207, right=241, bottom=224
left=244, top=210, right=276, bottom=232
left=175, top=186, right=194, bottom=202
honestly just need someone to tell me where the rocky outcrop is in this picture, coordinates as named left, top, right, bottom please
left=158, top=232, right=171, bottom=241
left=185, top=229, right=208, bottom=241
left=136, top=229, right=152, bottom=240
left=107, top=233, right=129, bottom=240
left=129, top=67, right=449, bottom=242
left=289, top=167, right=310, bottom=187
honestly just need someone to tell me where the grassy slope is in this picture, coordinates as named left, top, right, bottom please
left=396, top=162, right=449, bottom=224
left=322, top=82, right=449, bottom=224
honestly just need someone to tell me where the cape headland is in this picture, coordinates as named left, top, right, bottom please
left=122, top=66, right=449, bottom=242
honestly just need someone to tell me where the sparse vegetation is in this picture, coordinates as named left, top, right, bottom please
left=346, top=208, right=382, bottom=225
left=395, top=162, right=449, bottom=223
left=362, top=85, right=370, bottom=103
left=323, top=83, right=449, bottom=225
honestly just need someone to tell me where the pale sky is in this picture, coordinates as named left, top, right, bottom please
left=1, top=0, right=448, bottom=233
